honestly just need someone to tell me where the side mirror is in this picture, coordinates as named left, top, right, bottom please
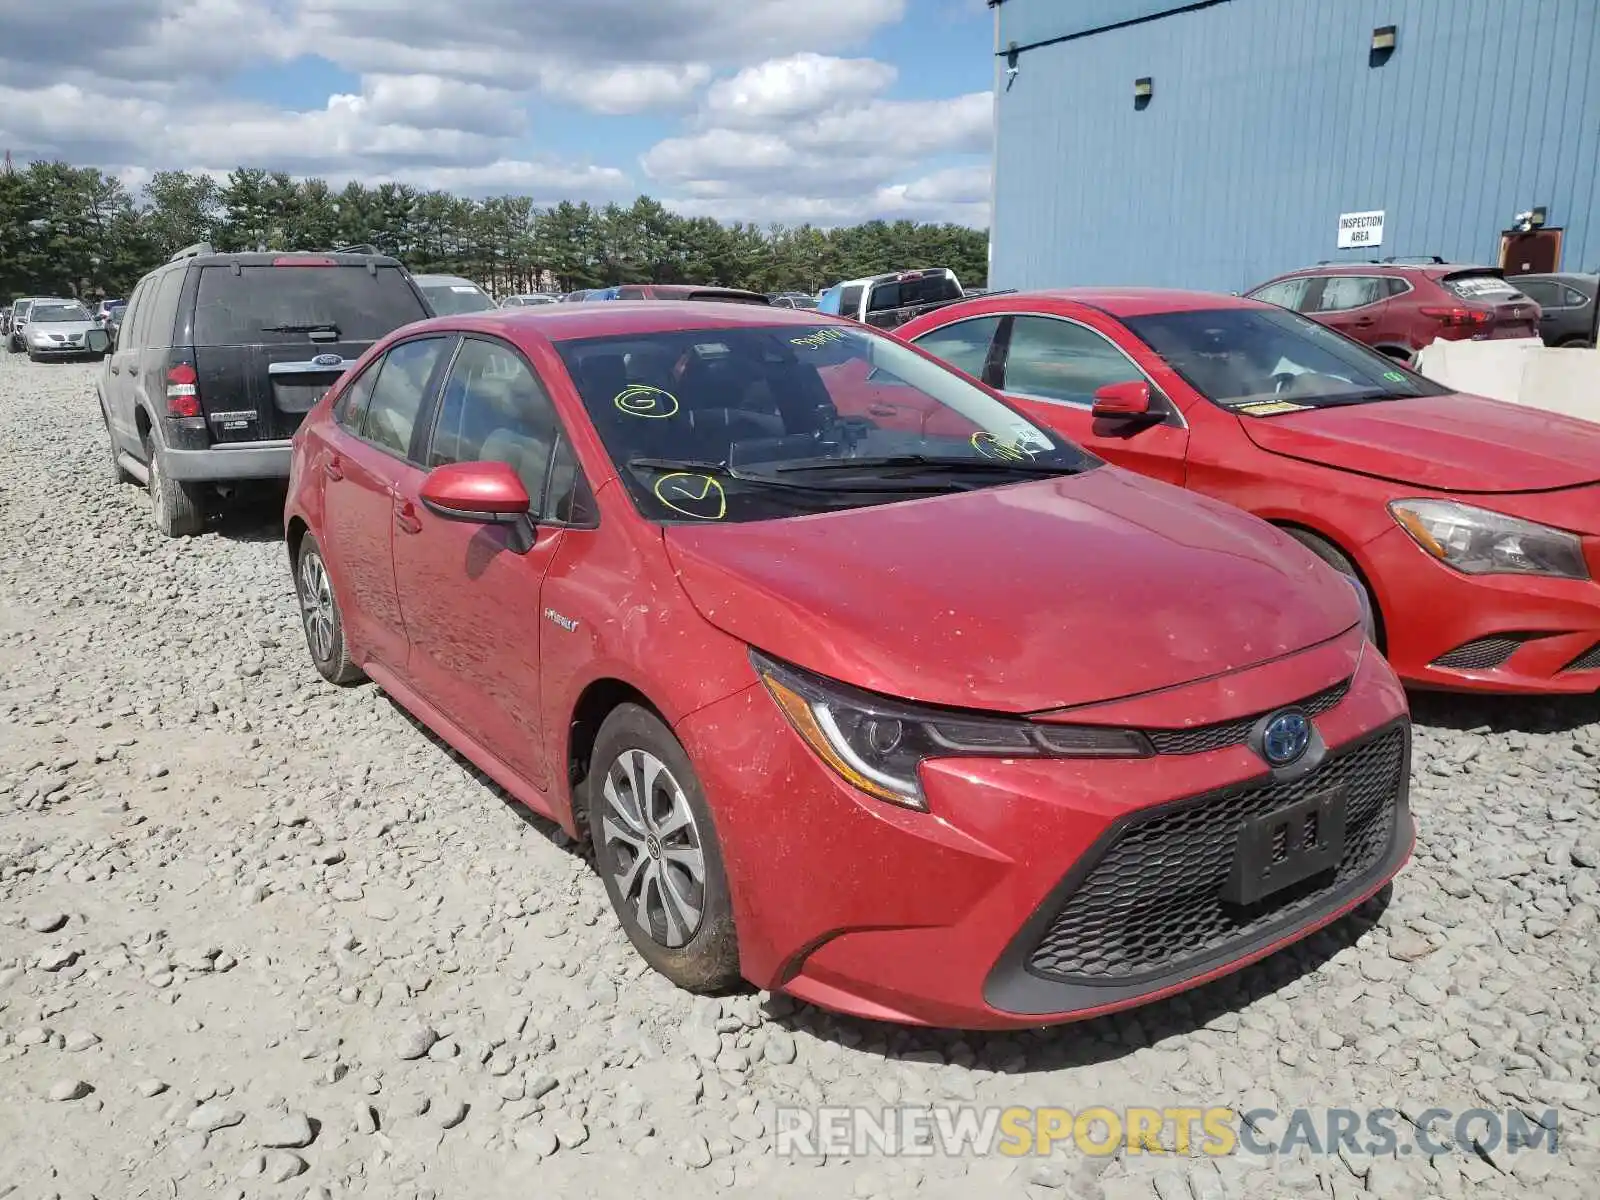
left=1091, top=380, right=1155, bottom=420
left=86, top=329, right=110, bottom=354
left=419, top=461, right=537, bottom=551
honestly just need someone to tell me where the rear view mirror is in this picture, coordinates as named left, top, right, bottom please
left=86, top=329, right=110, bottom=354
left=1091, top=380, right=1154, bottom=420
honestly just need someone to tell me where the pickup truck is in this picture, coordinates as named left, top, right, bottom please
left=818, top=268, right=966, bottom=330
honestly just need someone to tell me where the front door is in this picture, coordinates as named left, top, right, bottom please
left=391, top=335, right=567, bottom=790
left=1500, top=229, right=1562, bottom=275
left=320, top=334, right=454, bottom=672
left=993, top=314, right=1189, bottom=486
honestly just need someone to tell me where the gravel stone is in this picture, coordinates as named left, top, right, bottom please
left=2, top=357, right=1599, bottom=1198
left=47, top=1079, right=91, bottom=1102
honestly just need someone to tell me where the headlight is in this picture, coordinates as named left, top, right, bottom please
left=752, top=651, right=1152, bottom=810
left=1389, top=499, right=1589, bottom=581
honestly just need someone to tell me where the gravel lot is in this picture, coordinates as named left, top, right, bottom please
left=2, top=353, right=1598, bottom=1200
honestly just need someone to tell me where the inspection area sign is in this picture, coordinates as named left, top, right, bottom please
left=1337, top=210, right=1386, bottom=249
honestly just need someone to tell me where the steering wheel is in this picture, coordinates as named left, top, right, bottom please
left=1271, top=371, right=1298, bottom=394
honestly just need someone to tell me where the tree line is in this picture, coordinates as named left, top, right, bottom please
left=0, top=160, right=990, bottom=302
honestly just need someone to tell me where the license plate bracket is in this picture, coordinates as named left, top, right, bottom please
left=1221, top=787, right=1347, bottom=907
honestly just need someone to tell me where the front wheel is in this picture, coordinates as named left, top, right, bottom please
left=586, top=705, right=740, bottom=993
left=294, top=536, right=364, bottom=685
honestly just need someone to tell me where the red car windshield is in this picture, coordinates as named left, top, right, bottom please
left=1125, top=307, right=1449, bottom=414
left=556, top=323, right=1097, bottom=523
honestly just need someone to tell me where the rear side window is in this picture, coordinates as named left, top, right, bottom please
left=867, top=273, right=962, bottom=313
left=361, top=336, right=452, bottom=457
left=145, top=269, right=185, bottom=349
left=192, top=265, right=429, bottom=346
left=618, top=286, right=648, bottom=300
left=334, top=362, right=381, bottom=432
left=837, top=285, right=865, bottom=318
left=1441, top=273, right=1522, bottom=302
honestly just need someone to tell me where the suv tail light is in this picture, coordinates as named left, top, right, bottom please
left=165, top=362, right=202, bottom=417
left=1419, top=306, right=1492, bottom=332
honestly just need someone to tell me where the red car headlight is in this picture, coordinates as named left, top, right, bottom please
left=751, top=651, right=1152, bottom=811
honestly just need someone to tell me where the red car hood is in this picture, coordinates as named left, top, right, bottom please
left=1240, top=393, right=1600, bottom=493
left=663, top=469, right=1359, bottom=714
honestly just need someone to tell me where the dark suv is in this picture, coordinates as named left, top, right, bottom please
left=99, top=244, right=432, bottom=536
left=1245, top=260, right=1542, bottom=361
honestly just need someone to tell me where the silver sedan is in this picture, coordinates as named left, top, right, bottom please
left=22, top=300, right=109, bottom=361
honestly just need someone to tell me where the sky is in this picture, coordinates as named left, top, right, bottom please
left=0, top=0, right=998, bottom=228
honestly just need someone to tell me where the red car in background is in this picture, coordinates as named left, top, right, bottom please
left=1245, top=261, right=1541, bottom=362
left=284, top=302, right=1411, bottom=1029
left=900, top=290, right=1600, bottom=695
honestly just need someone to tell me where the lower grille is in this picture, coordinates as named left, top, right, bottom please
left=1432, top=635, right=1529, bottom=670
left=1026, top=726, right=1407, bottom=985
left=1562, top=643, right=1600, bottom=673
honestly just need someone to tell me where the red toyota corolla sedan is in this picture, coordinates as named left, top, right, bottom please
left=901, top=290, right=1600, bottom=695
left=284, top=302, right=1413, bottom=1029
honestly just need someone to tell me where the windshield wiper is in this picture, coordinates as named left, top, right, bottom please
left=261, top=322, right=341, bottom=334
left=770, top=453, right=1083, bottom=476
left=624, top=456, right=964, bottom=494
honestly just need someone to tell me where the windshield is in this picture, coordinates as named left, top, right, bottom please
left=556, top=322, right=1097, bottom=523
left=421, top=283, right=497, bottom=315
left=1124, top=306, right=1450, bottom=413
left=32, top=303, right=91, bottom=323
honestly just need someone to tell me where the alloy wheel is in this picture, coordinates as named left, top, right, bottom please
left=599, top=748, right=707, bottom=948
left=298, top=550, right=337, bottom=663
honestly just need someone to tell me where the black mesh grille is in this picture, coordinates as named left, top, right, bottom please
left=1432, top=635, right=1528, bottom=670
left=1562, top=643, right=1600, bottom=673
left=1142, top=680, right=1349, bottom=756
left=1026, top=726, right=1407, bottom=984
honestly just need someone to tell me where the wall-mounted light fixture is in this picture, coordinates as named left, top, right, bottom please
left=1134, top=76, right=1153, bottom=109
left=1370, top=25, right=1397, bottom=66
left=1005, top=41, right=1020, bottom=90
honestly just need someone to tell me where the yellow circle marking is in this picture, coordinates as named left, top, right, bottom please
left=614, top=384, right=680, bottom=418
left=971, top=432, right=1030, bottom=461
left=653, top=473, right=727, bottom=520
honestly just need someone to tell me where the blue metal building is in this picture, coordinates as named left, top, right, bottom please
left=987, top=0, right=1600, bottom=294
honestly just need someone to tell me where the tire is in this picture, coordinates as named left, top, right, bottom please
left=585, top=704, right=740, bottom=993
left=1282, top=527, right=1384, bottom=649
left=1559, top=339, right=1593, bottom=350
left=145, top=435, right=206, bottom=537
left=293, top=535, right=364, bottom=685
left=26, top=346, right=39, bottom=363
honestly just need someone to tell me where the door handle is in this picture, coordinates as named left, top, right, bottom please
left=109, top=365, right=120, bottom=375
left=394, top=499, right=422, bottom=535
left=868, top=404, right=899, bottom=417
left=323, top=454, right=344, bottom=481
left=1354, top=316, right=1376, bottom=326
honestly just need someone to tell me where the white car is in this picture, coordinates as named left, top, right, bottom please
left=412, top=274, right=498, bottom=316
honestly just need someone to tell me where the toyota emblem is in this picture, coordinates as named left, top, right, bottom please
left=1260, top=710, right=1312, bottom=767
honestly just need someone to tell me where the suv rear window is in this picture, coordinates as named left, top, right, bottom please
left=193, top=264, right=429, bottom=345
left=867, top=273, right=962, bottom=313
left=1441, top=272, right=1523, bottom=302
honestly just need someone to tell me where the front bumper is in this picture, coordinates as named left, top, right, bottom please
left=161, top=441, right=293, bottom=482
left=26, top=340, right=100, bottom=358
left=678, top=628, right=1412, bottom=1029
left=1365, top=524, right=1600, bottom=694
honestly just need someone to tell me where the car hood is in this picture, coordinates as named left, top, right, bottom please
left=663, top=468, right=1358, bottom=714
left=1239, top=393, right=1600, bottom=493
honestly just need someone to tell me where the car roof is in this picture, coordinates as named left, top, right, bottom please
left=172, top=250, right=405, bottom=268
left=1273, top=261, right=1491, bottom=277
left=412, top=274, right=483, bottom=287
left=396, top=300, right=837, bottom=344
left=953, top=287, right=1269, bottom=318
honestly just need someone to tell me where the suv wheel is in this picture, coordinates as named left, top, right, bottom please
left=586, top=705, right=741, bottom=993
left=145, top=436, right=206, bottom=537
left=294, top=536, right=364, bottom=685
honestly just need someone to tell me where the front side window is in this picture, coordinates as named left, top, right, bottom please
left=555, top=322, right=1098, bottom=524
left=909, top=316, right=1000, bottom=380
left=428, top=338, right=558, bottom=508
left=1247, top=278, right=1312, bottom=310
left=836, top=285, right=865, bottom=319
left=361, top=336, right=451, bottom=456
left=1125, top=306, right=1450, bottom=413
left=1313, top=276, right=1385, bottom=312
left=1002, top=316, right=1146, bottom=407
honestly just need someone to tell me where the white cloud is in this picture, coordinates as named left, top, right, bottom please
left=702, top=53, right=897, bottom=126
left=537, top=63, right=714, bottom=116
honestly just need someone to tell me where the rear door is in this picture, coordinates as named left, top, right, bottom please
left=189, top=262, right=431, bottom=446
left=992, top=313, right=1189, bottom=486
